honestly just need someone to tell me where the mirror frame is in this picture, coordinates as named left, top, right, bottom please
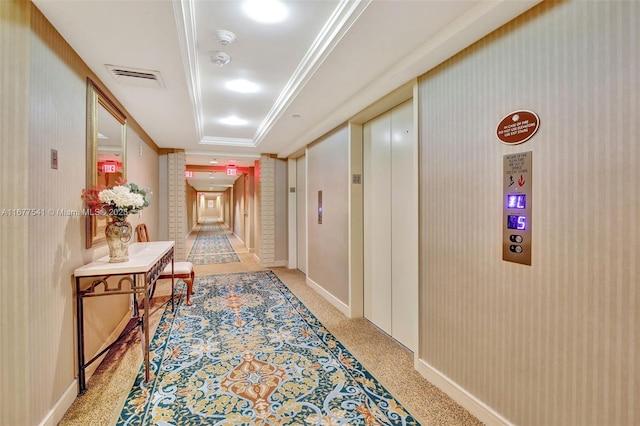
left=85, top=78, right=127, bottom=248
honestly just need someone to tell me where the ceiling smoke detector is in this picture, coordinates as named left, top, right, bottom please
left=214, top=30, right=236, bottom=46
left=210, top=51, right=231, bottom=67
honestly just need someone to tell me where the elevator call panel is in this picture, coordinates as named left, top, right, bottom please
left=503, top=151, right=532, bottom=265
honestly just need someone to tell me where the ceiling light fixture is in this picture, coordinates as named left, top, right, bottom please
left=214, top=29, right=236, bottom=46
left=220, top=116, right=248, bottom=126
left=243, top=0, right=288, bottom=23
left=209, top=159, right=218, bottom=164
left=210, top=51, right=231, bottom=67
left=225, top=79, right=259, bottom=94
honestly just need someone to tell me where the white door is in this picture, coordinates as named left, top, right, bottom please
left=363, top=100, right=417, bottom=351
left=296, top=156, right=307, bottom=274
left=363, top=113, right=392, bottom=335
left=389, top=101, right=417, bottom=349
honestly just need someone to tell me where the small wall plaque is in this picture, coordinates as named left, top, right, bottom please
left=497, top=110, right=539, bottom=145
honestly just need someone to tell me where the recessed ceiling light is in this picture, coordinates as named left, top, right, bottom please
left=243, top=0, right=288, bottom=24
left=220, top=116, right=248, bottom=126
left=210, top=51, right=231, bottom=67
left=226, top=79, right=259, bottom=94
left=209, top=159, right=218, bottom=164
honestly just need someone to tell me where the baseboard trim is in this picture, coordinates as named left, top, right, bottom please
left=40, top=308, right=138, bottom=424
left=414, top=358, right=513, bottom=426
left=306, top=277, right=350, bottom=317
left=38, top=380, right=77, bottom=426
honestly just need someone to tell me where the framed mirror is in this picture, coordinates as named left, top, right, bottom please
left=86, top=78, right=127, bottom=248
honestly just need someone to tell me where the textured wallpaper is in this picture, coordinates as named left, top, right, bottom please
left=419, top=1, right=638, bottom=424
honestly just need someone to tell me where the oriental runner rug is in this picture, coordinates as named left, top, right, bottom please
left=187, top=233, right=240, bottom=265
left=199, top=223, right=224, bottom=233
left=200, top=224, right=223, bottom=232
left=115, top=271, right=419, bottom=425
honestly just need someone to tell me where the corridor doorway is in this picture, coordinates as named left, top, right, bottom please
left=296, top=155, right=307, bottom=275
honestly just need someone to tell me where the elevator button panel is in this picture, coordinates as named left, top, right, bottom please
left=503, top=151, right=532, bottom=265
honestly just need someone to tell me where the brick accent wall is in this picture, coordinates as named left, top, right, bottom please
left=260, top=155, right=276, bottom=266
left=168, top=151, right=187, bottom=260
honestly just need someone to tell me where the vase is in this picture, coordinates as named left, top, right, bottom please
left=105, top=219, right=132, bottom=263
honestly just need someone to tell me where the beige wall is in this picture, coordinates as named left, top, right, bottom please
left=30, top=4, right=91, bottom=422
left=127, top=130, right=160, bottom=239
left=201, top=193, right=221, bottom=219
left=246, top=169, right=255, bottom=251
left=418, top=1, right=638, bottom=425
left=233, top=174, right=245, bottom=242
left=0, top=3, right=160, bottom=424
left=185, top=183, right=197, bottom=232
left=1, top=1, right=32, bottom=422
left=223, top=187, right=232, bottom=229
left=307, top=126, right=350, bottom=305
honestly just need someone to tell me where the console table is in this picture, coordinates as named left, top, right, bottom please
left=73, top=241, right=175, bottom=395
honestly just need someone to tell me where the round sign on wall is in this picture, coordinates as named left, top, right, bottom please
left=496, top=110, right=539, bottom=144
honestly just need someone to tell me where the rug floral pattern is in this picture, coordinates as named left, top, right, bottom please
left=199, top=223, right=224, bottom=233
left=187, top=234, right=240, bottom=264
left=116, top=271, right=419, bottom=425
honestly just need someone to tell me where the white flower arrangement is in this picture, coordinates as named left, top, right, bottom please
left=82, top=180, right=150, bottom=221
left=98, top=185, right=145, bottom=209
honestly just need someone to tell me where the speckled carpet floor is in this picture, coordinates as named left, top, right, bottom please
left=59, top=220, right=481, bottom=425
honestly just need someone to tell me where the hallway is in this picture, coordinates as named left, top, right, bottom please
left=59, top=221, right=480, bottom=425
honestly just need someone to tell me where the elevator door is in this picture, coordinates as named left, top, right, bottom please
left=296, top=156, right=307, bottom=274
left=363, top=100, right=417, bottom=351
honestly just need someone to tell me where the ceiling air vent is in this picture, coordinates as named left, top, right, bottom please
left=105, top=65, right=165, bottom=89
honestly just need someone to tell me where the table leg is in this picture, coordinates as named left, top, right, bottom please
left=76, top=277, right=87, bottom=395
left=171, top=257, right=175, bottom=311
left=143, top=276, right=150, bottom=383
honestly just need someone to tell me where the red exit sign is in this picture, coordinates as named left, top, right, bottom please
left=102, top=163, right=117, bottom=173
